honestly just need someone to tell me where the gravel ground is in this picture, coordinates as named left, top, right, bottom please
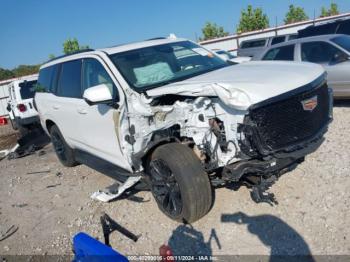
left=0, top=103, right=349, bottom=260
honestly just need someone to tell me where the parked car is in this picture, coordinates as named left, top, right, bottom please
left=256, top=34, right=350, bottom=98
left=6, top=75, right=39, bottom=132
left=213, top=49, right=251, bottom=64
left=35, top=37, right=332, bottom=223
left=298, top=18, right=350, bottom=38
left=237, top=34, right=298, bottom=57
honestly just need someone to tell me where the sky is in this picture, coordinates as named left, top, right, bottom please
left=0, top=0, right=349, bottom=69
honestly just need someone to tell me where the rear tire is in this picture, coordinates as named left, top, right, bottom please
left=49, top=125, right=78, bottom=167
left=149, top=143, right=212, bottom=223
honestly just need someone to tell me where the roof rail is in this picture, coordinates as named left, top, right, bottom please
left=47, top=49, right=95, bottom=63
left=146, top=37, right=167, bottom=41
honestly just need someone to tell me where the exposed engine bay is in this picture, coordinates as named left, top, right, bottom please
left=120, top=92, right=246, bottom=173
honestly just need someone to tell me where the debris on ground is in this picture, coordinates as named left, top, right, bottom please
left=11, top=203, right=28, bottom=208
left=27, top=170, right=51, bottom=175
left=0, top=225, right=18, bottom=242
left=100, top=213, right=140, bottom=244
left=91, top=176, right=141, bottom=202
left=7, top=128, right=50, bottom=160
left=46, top=183, right=61, bottom=188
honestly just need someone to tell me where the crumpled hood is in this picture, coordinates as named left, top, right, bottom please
left=146, top=61, right=325, bottom=110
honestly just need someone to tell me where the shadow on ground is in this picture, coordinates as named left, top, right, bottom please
left=167, top=224, right=221, bottom=259
left=221, top=212, right=315, bottom=262
left=333, top=99, right=350, bottom=107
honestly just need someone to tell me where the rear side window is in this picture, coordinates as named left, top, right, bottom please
left=57, top=60, right=82, bottom=98
left=262, top=45, right=295, bottom=61
left=19, top=80, right=37, bottom=99
left=241, top=39, right=266, bottom=49
left=271, top=36, right=286, bottom=45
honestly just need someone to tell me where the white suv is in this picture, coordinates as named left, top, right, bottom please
left=35, top=37, right=332, bottom=223
left=7, top=75, right=39, bottom=132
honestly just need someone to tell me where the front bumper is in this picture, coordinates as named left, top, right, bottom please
left=222, top=131, right=325, bottom=182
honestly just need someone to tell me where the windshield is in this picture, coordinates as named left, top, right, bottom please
left=109, top=41, right=228, bottom=91
left=332, top=36, right=350, bottom=53
left=19, top=80, right=37, bottom=99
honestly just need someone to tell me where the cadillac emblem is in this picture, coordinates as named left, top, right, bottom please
left=301, top=96, right=318, bottom=111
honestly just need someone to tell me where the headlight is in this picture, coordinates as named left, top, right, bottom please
left=212, top=83, right=251, bottom=110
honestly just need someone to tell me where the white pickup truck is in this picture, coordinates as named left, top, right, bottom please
left=35, top=37, right=332, bottom=223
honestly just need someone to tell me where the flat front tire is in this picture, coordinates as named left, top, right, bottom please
left=50, top=125, right=78, bottom=167
left=149, top=143, right=212, bottom=223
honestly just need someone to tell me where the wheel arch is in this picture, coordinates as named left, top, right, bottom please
left=45, top=119, right=56, bottom=133
left=131, top=137, right=179, bottom=171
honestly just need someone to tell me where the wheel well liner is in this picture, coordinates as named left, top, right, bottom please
left=45, top=120, right=56, bottom=133
left=131, top=137, right=179, bottom=170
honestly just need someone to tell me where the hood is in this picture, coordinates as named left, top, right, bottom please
left=146, top=61, right=325, bottom=110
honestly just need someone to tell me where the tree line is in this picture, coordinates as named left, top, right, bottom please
left=200, top=2, right=339, bottom=41
left=0, top=2, right=341, bottom=81
left=0, top=38, right=89, bottom=82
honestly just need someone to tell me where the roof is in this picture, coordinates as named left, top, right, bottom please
left=41, top=37, right=187, bottom=69
left=199, top=12, right=350, bottom=45
left=0, top=74, right=38, bottom=86
left=265, top=34, right=347, bottom=48
left=101, top=37, right=187, bottom=54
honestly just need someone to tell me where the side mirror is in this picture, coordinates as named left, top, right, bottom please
left=83, top=84, right=113, bottom=106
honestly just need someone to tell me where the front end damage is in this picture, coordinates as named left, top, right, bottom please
left=120, top=73, right=332, bottom=204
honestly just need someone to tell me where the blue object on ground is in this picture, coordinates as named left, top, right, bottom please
left=73, top=232, right=129, bottom=262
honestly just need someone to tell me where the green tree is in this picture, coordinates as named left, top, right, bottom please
left=12, top=65, right=40, bottom=77
left=237, top=5, right=269, bottom=33
left=200, top=22, right=229, bottom=41
left=320, top=2, right=339, bottom=17
left=63, top=38, right=90, bottom=54
left=0, top=68, right=15, bottom=81
left=284, top=5, right=309, bottom=24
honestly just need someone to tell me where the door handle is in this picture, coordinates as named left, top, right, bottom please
left=53, top=105, right=60, bottom=110
left=77, top=108, right=87, bottom=114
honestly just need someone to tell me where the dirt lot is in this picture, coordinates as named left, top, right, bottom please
left=0, top=103, right=349, bottom=260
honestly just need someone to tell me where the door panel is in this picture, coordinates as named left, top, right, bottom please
left=79, top=58, right=131, bottom=171
left=325, top=61, right=350, bottom=97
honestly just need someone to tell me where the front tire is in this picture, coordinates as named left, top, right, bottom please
left=50, top=125, right=78, bottom=167
left=149, top=143, right=212, bottom=223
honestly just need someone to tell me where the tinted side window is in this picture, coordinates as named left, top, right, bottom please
left=337, top=21, right=350, bottom=34
left=241, top=39, right=266, bottom=48
left=271, top=36, right=286, bottom=45
left=288, top=34, right=298, bottom=41
left=19, top=80, right=37, bottom=99
left=301, top=41, right=343, bottom=63
left=57, top=60, right=82, bottom=98
left=82, top=58, right=119, bottom=101
left=263, top=45, right=295, bottom=61
left=37, top=66, right=54, bottom=92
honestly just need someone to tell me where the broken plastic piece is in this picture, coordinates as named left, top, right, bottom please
left=0, top=144, right=19, bottom=161
left=91, top=176, right=141, bottom=202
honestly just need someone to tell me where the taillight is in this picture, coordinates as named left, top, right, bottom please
left=17, top=104, right=27, bottom=112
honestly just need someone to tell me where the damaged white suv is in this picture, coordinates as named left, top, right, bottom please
left=35, top=37, right=332, bottom=223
